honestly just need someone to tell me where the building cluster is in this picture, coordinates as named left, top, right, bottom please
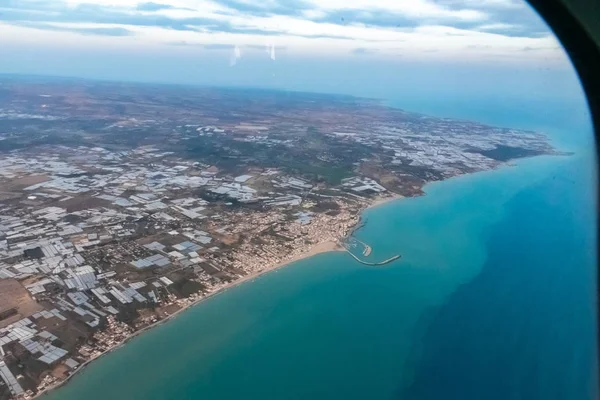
left=341, top=177, right=387, bottom=193
left=0, top=310, right=80, bottom=399
left=328, top=120, right=552, bottom=179
left=0, top=81, right=556, bottom=399
left=0, top=144, right=377, bottom=399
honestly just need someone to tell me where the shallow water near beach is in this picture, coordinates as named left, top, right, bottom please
left=45, top=87, right=598, bottom=400
left=46, top=140, right=596, bottom=399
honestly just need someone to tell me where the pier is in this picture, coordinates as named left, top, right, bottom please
left=354, top=238, right=372, bottom=256
left=346, top=236, right=372, bottom=256
left=340, top=242, right=400, bottom=266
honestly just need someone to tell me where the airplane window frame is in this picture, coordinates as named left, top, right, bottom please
left=526, top=0, right=600, bottom=154
left=526, top=0, right=600, bottom=392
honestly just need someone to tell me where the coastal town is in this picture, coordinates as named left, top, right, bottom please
left=0, top=77, right=558, bottom=399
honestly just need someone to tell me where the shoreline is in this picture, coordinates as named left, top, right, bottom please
left=366, top=194, right=406, bottom=211
left=33, top=154, right=563, bottom=399
left=345, top=194, right=406, bottom=238
left=35, top=239, right=345, bottom=399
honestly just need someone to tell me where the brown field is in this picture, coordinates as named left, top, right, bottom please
left=0, top=279, right=44, bottom=328
left=53, top=195, right=112, bottom=212
left=135, top=234, right=163, bottom=246
left=0, top=192, right=22, bottom=201
left=247, top=175, right=275, bottom=193
left=137, top=233, right=188, bottom=248
left=34, top=307, right=94, bottom=352
left=51, top=364, right=70, bottom=380
left=2, top=174, right=51, bottom=191
left=219, top=234, right=239, bottom=245
left=156, top=303, right=181, bottom=318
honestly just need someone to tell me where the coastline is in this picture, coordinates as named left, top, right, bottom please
left=33, top=153, right=563, bottom=399
left=366, top=194, right=406, bottom=211
left=33, top=153, right=566, bottom=399
left=345, top=194, right=406, bottom=238
left=35, top=239, right=345, bottom=399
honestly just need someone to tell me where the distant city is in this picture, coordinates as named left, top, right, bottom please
left=0, top=76, right=556, bottom=399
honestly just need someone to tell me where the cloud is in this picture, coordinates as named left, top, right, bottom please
left=476, top=23, right=517, bottom=31
left=12, top=22, right=135, bottom=36
left=302, top=0, right=488, bottom=22
left=244, top=44, right=267, bottom=49
left=0, top=0, right=542, bottom=39
left=166, top=41, right=284, bottom=57
left=444, top=0, right=525, bottom=9
left=521, top=44, right=560, bottom=52
left=70, top=26, right=135, bottom=36
left=0, top=0, right=562, bottom=64
left=352, top=47, right=377, bottom=55
left=205, top=43, right=235, bottom=49
left=302, top=9, right=327, bottom=19
left=136, top=2, right=176, bottom=11
left=166, top=40, right=197, bottom=46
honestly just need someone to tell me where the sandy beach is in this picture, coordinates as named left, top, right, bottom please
left=35, top=239, right=344, bottom=399
left=366, top=194, right=405, bottom=210
left=35, top=192, right=406, bottom=399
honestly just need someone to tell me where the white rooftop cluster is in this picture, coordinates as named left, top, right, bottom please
left=210, top=182, right=257, bottom=202
left=341, top=177, right=387, bottom=193
left=0, top=361, right=23, bottom=397
left=196, top=126, right=225, bottom=135
left=180, top=230, right=212, bottom=245
left=131, top=254, right=170, bottom=269
left=22, top=338, right=68, bottom=364
left=272, top=176, right=313, bottom=190
left=263, top=195, right=303, bottom=207
left=173, top=240, right=202, bottom=254
left=234, top=174, right=253, bottom=183
left=64, top=265, right=98, bottom=290
left=0, top=312, right=71, bottom=392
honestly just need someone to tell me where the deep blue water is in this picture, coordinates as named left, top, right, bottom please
left=400, top=152, right=597, bottom=399
left=45, top=81, right=597, bottom=399
left=387, top=90, right=598, bottom=399
left=48, top=149, right=597, bottom=400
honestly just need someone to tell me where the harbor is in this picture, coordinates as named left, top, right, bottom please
left=341, top=237, right=400, bottom=266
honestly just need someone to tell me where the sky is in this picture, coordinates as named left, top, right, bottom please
left=0, top=0, right=588, bottom=108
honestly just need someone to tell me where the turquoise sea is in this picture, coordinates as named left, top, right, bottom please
left=46, top=93, right=597, bottom=400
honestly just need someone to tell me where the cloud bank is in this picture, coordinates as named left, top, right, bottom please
left=0, top=0, right=563, bottom=64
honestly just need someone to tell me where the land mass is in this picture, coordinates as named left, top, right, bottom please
left=0, top=75, right=559, bottom=399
